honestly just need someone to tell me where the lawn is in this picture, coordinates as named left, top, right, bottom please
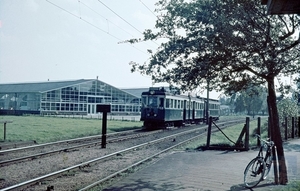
left=182, top=116, right=269, bottom=150
left=0, top=115, right=143, bottom=144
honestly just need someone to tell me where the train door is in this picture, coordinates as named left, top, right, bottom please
left=192, top=101, right=195, bottom=120
left=186, top=99, right=191, bottom=120
left=203, top=100, right=210, bottom=123
left=183, top=100, right=186, bottom=121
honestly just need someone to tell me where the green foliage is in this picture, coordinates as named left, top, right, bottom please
left=277, top=98, right=298, bottom=138
left=278, top=98, right=298, bottom=119
left=234, top=86, right=267, bottom=116
left=274, top=181, right=300, bottom=191
left=130, top=0, right=300, bottom=94
left=0, top=116, right=142, bottom=143
left=128, top=1, right=299, bottom=181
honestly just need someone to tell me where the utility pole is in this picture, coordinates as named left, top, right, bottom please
left=206, top=79, right=210, bottom=124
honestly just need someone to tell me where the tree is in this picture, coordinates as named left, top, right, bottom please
left=129, top=0, right=300, bottom=184
left=234, top=93, right=246, bottom=114
left=277, top=98, right=299, bottom=138
left=233, top=86, right=267, bottom=116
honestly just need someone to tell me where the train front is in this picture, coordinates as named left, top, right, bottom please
left=140, top=87, right=166, bottom=129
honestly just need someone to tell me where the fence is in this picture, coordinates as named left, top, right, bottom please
left=41, top=113, right=141, bottom=122
left=282, top=116, right=300, bottom=141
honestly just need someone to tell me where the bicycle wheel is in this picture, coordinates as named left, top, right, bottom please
left=263, top=154, right=272, bottom=180
left=244, top=157, right=266, bottom=188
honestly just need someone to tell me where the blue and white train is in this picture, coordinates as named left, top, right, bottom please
left=140, top=87, right=220, bottom=129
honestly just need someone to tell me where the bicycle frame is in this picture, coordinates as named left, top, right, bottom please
left=244, top=134, right=274, bottom=188
left=256, top=136, right=273, bottom=162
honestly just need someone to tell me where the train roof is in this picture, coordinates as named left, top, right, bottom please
left=142, top=87, right=219, bottom=102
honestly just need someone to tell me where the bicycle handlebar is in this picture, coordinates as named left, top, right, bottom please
left=255, top=134, right=274, bottom=147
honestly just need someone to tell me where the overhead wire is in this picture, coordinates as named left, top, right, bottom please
left=138, top=0, right=158, bottom=19
left=79, top=0, right=135, bottom=38
left=97, top=0, right=144, bottom=35
left=45, top=0, right=148, bottom=55
left=97, top=0, right=159, bottom=46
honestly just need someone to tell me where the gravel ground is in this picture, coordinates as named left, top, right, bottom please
left=0, top=126, right=202, bottom=190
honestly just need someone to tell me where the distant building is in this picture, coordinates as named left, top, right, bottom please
left=0, top=79, right=146, bottom=115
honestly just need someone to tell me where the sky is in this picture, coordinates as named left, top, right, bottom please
left=0, top=0, right=221, bottom=98
left=0, top=0, right=162, bottom=87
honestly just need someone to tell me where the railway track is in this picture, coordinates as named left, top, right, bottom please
left=0, top=119, right=246, bottom=191
left=0, top=129, right=164, bottom=166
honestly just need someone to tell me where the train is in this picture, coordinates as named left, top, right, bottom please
left=140, top=87, right=220, bottom=129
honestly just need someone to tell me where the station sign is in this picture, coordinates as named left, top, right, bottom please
left=96, top=104, right=111, bottom=113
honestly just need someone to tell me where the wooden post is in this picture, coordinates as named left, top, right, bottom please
left=292, top=117, right=295, bottom=139
left=206, top=116, right=212, bottom=149
left=268, top=117, right=271, bottom=138
left=285, top=117, right=288, bottom=140
left=257, top=117, right=261, bottom=147
left=101, top=112, right=107, bottom=148
left=245, top=117, right=250, bottom=151
left=235, top=124, right=246, bottom=148
left=4, top=122, right=6, bottom=141
left=96, top=104, right=111, bottom=149
left=298, top=116, right=300, bottom=137
left=272, top=144, right=279, bottom=184
left=1, top=121, right=13, bottom=141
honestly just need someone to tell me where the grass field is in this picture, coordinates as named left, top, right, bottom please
left=182, top=117, right=269, bottom=150
left=0, top=115, right=143, bottom=143
left=0, top=115, right=267, bottom=145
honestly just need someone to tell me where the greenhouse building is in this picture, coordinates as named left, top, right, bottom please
left=0, top=79, right=143, bottom=115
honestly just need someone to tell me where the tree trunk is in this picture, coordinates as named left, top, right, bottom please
left=267, top=78, right=288, bottom=185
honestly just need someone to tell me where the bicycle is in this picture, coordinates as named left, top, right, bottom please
left=244, top=134, right=275, bottom=188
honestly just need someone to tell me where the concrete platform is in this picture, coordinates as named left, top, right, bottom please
left=104, top=139, right=300, bottom=191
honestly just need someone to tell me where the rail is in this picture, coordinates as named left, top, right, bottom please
left=1, top=127, right=204, bottom=191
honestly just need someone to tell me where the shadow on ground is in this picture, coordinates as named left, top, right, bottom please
left=230, top=182, right=292, bottom=191
left=103, top=179, right=191, bottom=191
left=284, top=142, right=300, bottom=152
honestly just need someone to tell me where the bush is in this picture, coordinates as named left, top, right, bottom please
left=277, top=98, right=298, bottom=139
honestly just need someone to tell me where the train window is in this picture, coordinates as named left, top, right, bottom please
left=181, top=100, right=184, bottom=109
left=148, top=96, right=157, bottom=107
left=174, top=100, right=177, bottom=109
left=159, top=98, right=164, bottom=107
left=177, top=100, right=180, bottom=108
left=170, top=99, right=174, bottom=108
left=166, top=99, right=170, bottom=108
left=142, top=96, right=147, bottom=107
